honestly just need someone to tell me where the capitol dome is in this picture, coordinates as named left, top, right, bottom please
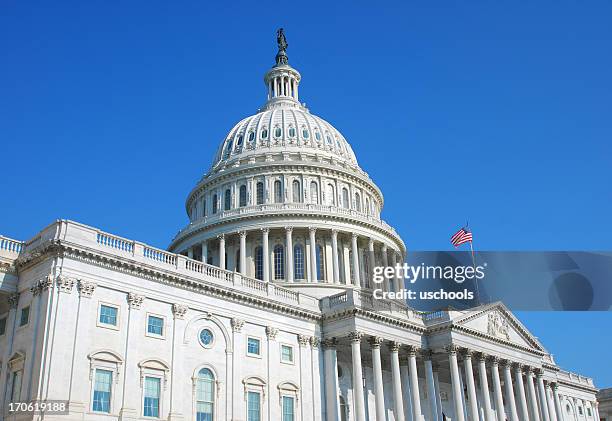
left=169, top=29, right=405, bottom=297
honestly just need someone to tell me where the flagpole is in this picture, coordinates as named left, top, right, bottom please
left=469, top=240, right=481, bottom=305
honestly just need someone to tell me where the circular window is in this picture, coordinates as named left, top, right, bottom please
left=199, top=329, right=214, bottom=348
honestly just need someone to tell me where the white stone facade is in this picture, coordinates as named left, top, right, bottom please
left=0, top=35, right=599, bottom=421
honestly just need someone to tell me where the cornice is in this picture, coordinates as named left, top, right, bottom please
left=322, top=307, right=426, bottom=335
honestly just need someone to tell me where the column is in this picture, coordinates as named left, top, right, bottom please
left=536, top=370, right=550, bottom=421
left=368, top=239, right=375, bottom=287
left=477, top=354, right=495, bottom=421
left=433, top=365, right=443, bottom=421
left=309, top=228, right=317, bottom=282
left=239, top=231, right=247, bottom=275
left=462, top=350, right=480, bottom=421
left=381, top=244, right=389, bottom=292
left=370, top=337, right=386, bottom=421
left=349, top=332, right=366, bottom=421
left=551, top=384, right=563, bottom=421
left=285, top=227, right=293, bottom=282
left=351, top=233, right=360, bottom=287
left=400, top=357, right=414, bottom=421
left=514, top=364, right=530, bottom=421
left=407, top=346, right=422, bottom=421
left=526, top=368, right=541, bottom=421
left=545, top=383, right=557, bottom=421
left=323, top=339, right=340, bottom=421
left=424, top=351, right=439, bottom=421
left=262, top=228, right=270, bottom=283
left=390, top=342, right=406, bottom=421
left=502, top=361, right=519, bottom=421
left=218, top=234, right=225, bottom=270
left=331, top=229, right=340, bottom=283
left=490, top=357, right=506, bottom=421
left=201, top=240, right=208, bottom=263
left=447, top=346, right=466, bottom=421
left=187, top=247, right=193, bottom=259
left=390, top=252, right=400, bottom=292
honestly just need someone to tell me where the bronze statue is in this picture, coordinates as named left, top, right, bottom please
left=277, top=28, right=288, bottom=52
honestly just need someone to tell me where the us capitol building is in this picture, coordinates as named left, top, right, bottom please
left=0, top=30, right=600, bottom=421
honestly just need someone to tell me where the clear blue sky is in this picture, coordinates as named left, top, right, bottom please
left=1, top=2, right=610, bottom=386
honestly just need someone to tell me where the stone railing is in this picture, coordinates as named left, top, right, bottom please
left=557, top=370, right=596, bottom=387
left=0, top=235, right=24, bottom=258
left=175, top=203, right=399, bottom=240
left=14, top=220, right=320, bottom=312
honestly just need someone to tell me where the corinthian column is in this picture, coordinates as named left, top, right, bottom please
left=407, top=345, right=423, bottom=421
left=322, top=339, right=340, bottom=421
left=262, top=228, right=270, bottom=282
left=368, top=239, right=375, bottom=287
left=351, top=233, right=360, bottom=286
left=381, top=244, right=389, bottom=292
left=349, top=332, right=366, bottom=421
left=370, top=337, right=386, bottom=421
left=545, top=383, right=558, bottom=421
left=514, top=364, right=530, bottom=421
left=536, top=370, right=550, bottom=421
left=462, top=350, right=480, bottom=421
left=526, top=368, right=541, bottom=421
left=447, top=346, right=466, bottom=421
left=423, top=351, right=439, bottom=421
left=551, top=383, right=563, bottom=421
left=477, top=354, right=495, bottom=421
left=309, top=227, right=318, bottom=282
left=285, top=227, right=293, bottom=282
left=502, top=361, right=519, bottom=421
left=490, top=357, right=506, bottom=421
left=390, top=342, right=406, bottom=421
left=239, top=231, right=247, bottom=275
left=331, top=229, right=340, bottom=283
left=218, top=234, right=226, bottom=270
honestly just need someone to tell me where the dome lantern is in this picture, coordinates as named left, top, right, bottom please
left=263, top=28, right=301, bottom=107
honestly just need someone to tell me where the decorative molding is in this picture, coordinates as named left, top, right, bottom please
left=309, top=336, right=320, bottom=349
left=78, top=280, right=97, bottom=298
left=172, top=304, right=188, bottom=320
left=265, top=326, right=278, bottom=340
left=7, top=293, right=19, bottom=309
left=389, top=341, right=401, bottom=353
left=348, top=331, right=363, bottom=343
left=127, top=292, right=145, bottom=310
left=444, top=345, right=460, bottom=355
left=368, top=336, right=384, bottom=348
left=487, top=310, right=511, bottom=341
left=406, top=344, right=419, bottom=356
left=321, top=338, right=337, bottom=349
left=230, top=318, right=244, bottom=332
left=297, top=334, right=310, bottom=347
left=56, top=275, right=75, bottom=294
left=31, top=275, right=54, bottom=296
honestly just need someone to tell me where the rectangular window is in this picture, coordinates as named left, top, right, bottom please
left=19, top=306, right=29, bottom=327
left=143, top=376, right=161, bottom=418
left=99, top=304, right=118, bottom=326
left=0, top=316, right=6, bottom=335
left=247, top=337, right=261, bottom=356
left=247, top=391, right=261, bottom=421
left=10, top=370, right=22, bottom=402
left=282, top=396, right=295, bottom=421
left=92, top=369, right=112, bottom=413
left=147, top=315, right=164, bottom=336
left=281, top=345, right=294, bottom=363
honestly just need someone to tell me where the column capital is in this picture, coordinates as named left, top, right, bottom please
left=321, top=337, right=337, bottom=349
left=500, top=359, right=513, bottom=368
left=265, top=326, right=278, bottom=340
left=172, top=304, right=188, bottom=320
left=239, top=230, right=247, bottom=238
left=217, top=233, right=225, bottom=241
left=368, top=336, right=384, bottom=348
left=389, top=341, right=402, bottom=353
left=406, top=344, right=419, bottom=356
left=127, top=292, right=145, bottom=309
left=381, top=244, right=388, bottom=252
left=261, top=227, right=269, bottom=234
left=309, top=336, right=320, bottom=349
left=461, top=348, right=474, bottom=359
left=230, top=317, right=244, bottom=332
left=551, top=382, right=559, bottom=391
left=77, top=280, right=96, bottom=298
left=284, top=226, right=293, bottom=233
left=351, top=232, right=358, bottom=240
left=7, top=293, right=19, bottom=308
left=368, top=238, right=374, bottom=248
left=525, top=365, right=536, bottom=375
left=488, top=355, right=501, bottom=365
left=422, top=349, right=435, bottom=360
left=309, top=227, right=317, bottom=234
left=331, top=228, right=338, bottom=236
left=534, top=367, right=544, bottom=377
left=444, top=344, right=461, bottom=355
left=348, top=331, right=364, bottom=343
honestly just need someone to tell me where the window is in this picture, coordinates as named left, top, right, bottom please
left=196, top=368, right=215, bottom=421
left=281, top=345, right=294, bottom=363
left=302, top=129, right=309, bottom=139
left=256, top=182, right=264, bottom=205
left=248, top=131, right=255, bottom=142
left=316, top=245, right=325, bottom=281
left=579, top=407, right=583, bottom=415
left=93, top=369, right=112, bottom=413
left=294, top=245, right=304, bottom=280
left=282, top=396, right=295, bottom=421
left=147, top=315, right=164, bottom=337
left=326, top=184, right=335, bottom=206
left=355, top=192, right=361, bottom=212
left=342, top=188, right=349, bottom=209
left=261, top=128, right=268, bottom=139
left=143, top=376, right=160, bottom=417
left=365, top=198, right=370, bottom=215
left=326, top=134, right=332, bottom=145
left=19, top=306, right=29, bottom=327
left=292, top=180, right=301, bottom=203
left=237, top=135, right=244, bottom=147
left=587, top=408, right=592, bottom=417
left=315, top=131, right=321, bottom=141
left=224, top=189, right=231, bottom=211
left=274, top=127, right=282, bottom=138
left=288, top=127, right=295, bottom=137
left=235, top=249, right=241, bottom=273
left=274, top=180, right=283, bottom=203
left=247, top=391, right=261, bottom=421
left=202, top=199, right=207, bottom=217
left=254, top=246, right=263, bottom=280
left=224, top=140, right=233, bottom=158
left=239, top=185, right=247, bottom=207
left=274, top=245, right=284, bottom=280
left=10, top=370, right=23, bottom=402
left=310, top=182, right=319, bottom=204
left=199, top=329, right=214, bottom=348
left=212, top=194, right=218, bottom=214
left=99, top=304, right=118, bottom=327
left=0, top=316, right=6, bottom=336
left=247, top=337, right=261, bottom=356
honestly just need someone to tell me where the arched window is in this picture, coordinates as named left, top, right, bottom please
left=254, top=246, right=263, bottom=280
left=316, top=245, right=325, bottom=281
left=195, top=368, right=215, bottom=421
left=294, top=245, right=304, bottom=280
left=256, top=182, right=264, bottom=205
left=248, top=131, right=255, bottom=142
left=224, top=140, right=233, bottom=158
left=302, top=129, right=309, bottom=139
left=212, top=194, right=218, bottom=214
left=292, top=180, right=301, bottom=203
left=326, top=184, right=335, bottom=206
left=275, top=127, right=282, bottom=138
left=355, top=192, right=361, bottom=212
left=342, top=188, right=349, bottom=209
left=310, top=182, right=319, bottom=204
left=239, top=185, right=247, bottom=207
left=288, top=127, right=295, bottom=137
left=237, top=135, right=244, bottom=147
left=274, top=180, right=283, bottom=203
left=315, top=131, right=321, bottom=141
left=261, top=128, right=268, bottom=140
left=202, top=199, right=207, bottom=217
left=274, top=245, right=284, bottom=280
left=224, top=189, right=231, bottom=211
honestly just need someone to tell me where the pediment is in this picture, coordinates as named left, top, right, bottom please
left=453, top=303, right=546, bottom=352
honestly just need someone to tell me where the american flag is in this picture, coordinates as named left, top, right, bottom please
left=451, top=227, right=473, bottom=247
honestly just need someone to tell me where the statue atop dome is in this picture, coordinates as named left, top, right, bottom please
left=275, top=28, right=289, bottom=66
